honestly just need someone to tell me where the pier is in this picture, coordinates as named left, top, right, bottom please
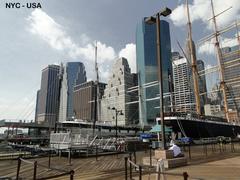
left=1, top=141, right=240, bottom=179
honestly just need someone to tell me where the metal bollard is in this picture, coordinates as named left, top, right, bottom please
left=33, top=161, right=37, bottom=180
left=68, top=148, right=72, bottom=166
left=129, top=153, right=132, bottom=180
left=70, top=170, right=74, bottom=180
left=150, top=146, right=152, bottom=167
left=188, top=143, right=191, bottom=159
left=96, top=145, right=98, bottom=161
left=48, top=150, right=51, bottom=169
left=139, top=166, right=142, bottom=180
left=134, top=150, right=137, bottom=165
left=16, top=157, right=21, bottom=180
left=205, top=144, right=208, bottom=157
left=125, top=157, right=128, bottom=180
left=183, top=172, right=188, bottom=180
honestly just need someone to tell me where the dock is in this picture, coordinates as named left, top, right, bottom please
left=1, top=141, right=240, bottom=179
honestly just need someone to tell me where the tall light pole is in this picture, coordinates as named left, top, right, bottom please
left=109, top=107, right=123, bottom=141
left=145, top=7, right=172, bottom=150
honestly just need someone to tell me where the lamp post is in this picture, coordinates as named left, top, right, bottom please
left=109, top=107, right=124, bottom=141
left=145, top=7, right=172, bottom=150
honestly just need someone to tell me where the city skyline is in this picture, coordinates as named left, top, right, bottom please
left=0, top=0, right=239, bottom=120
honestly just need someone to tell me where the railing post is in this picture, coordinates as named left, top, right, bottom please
left=188, top=143, right=191, bottom=159
left=139, top=165, right=142, bottom=180
left=183, top=172, right=188, bottom=180
left=70, top=170, right=74, bottom=180
left=149, top=146, right=152, bottom=167
left=68, top=148, right=72, bottom=166
left=219, top=142, right=222, bottom=153
left=129, top=153, right=132, bottom=180
left=48, top=150, right=51, bottom=169
left=125, top=157, right=128, bottom=180
left=205, top=144, right=208, bottom=157
left=134, top=150, right=137, bottom=165
left=16, top=157, right=21, bottom=180
left=96, top=145, right=98, bottom=161
left=231, top=141, right=235, bottom=152
left=33, top=161, right=37, bottom=180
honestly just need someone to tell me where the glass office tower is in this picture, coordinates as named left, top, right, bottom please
left=59, top=62, right=86, bottom=122
left=136, top=18, right=172, bottom=126
left=36, top=65, right=60, bottom=125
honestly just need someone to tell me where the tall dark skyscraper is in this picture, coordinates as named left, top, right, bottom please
left=136, top=19, right=172, bottom=126
left=36, top=64, right=60, bottom=125
left=197, top=59, right=207, bottom=113
left=59, top=62, right=87, bottom=122
left=73, top=81, right=106, bottom=121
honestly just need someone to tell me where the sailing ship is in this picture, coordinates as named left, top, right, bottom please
left=162, top=0, right=240, bottom=138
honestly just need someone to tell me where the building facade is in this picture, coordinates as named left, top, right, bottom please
left=222, top=45, right=240, bottom=122
left=136, top=19, right=172, bottom=126
left=36, top=65, right=60, bottom=125
left=73, top=81, right=106, bottom=122
left=172, top=55, right=195, bottom=112
left=100, top=57, right=138, bottom=126
left=59, top=62, right=86, bottom=122
left=172, top=53, right=207, bottom=114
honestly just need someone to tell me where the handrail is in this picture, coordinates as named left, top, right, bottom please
left=16, top=156, right=74, bottom=180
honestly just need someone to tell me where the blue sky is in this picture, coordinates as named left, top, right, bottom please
left=0, top=0, right=239, bottom=121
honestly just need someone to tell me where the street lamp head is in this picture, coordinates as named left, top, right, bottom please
left=119, top=111, right=124, bottom=116
left=145, top=16, right=156, bottom=24
left=108, top=106, right=116, bottom=110
left=160, top=7, right=172, bottom=17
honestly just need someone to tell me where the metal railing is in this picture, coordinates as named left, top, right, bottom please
left=124, top=153, right=189, bottom=180
left=16, top=156, right=74, bottom=180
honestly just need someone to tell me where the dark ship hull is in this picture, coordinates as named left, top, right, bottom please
left=164, top=116, right=240, bottom=138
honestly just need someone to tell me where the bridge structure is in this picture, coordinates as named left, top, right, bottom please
left=0, top=119, right=54, bottom=144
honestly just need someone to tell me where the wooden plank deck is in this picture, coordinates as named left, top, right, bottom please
left=0, top=153, right=129, bottom=180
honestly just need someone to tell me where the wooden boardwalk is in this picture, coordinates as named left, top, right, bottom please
left=1, top=143, right=240, bottom=179
left=0, top=153, right=129, bottom=180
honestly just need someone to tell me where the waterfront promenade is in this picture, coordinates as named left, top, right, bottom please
left=1, top=143, right=240, bottom=179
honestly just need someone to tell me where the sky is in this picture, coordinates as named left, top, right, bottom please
left=0, top=0, right=239, bottom=121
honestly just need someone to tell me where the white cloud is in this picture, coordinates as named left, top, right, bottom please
left=170, top=0, right=240, bottom=29
left=220, top=35, right=239, bottom=48
left=26, top=9, right=136, bottom=82
left=198, top=39, right=215, bottom=55
left=198, top=32, right=239, bottom=55
left=26, top=9, right=117, bottom=82
left=118, top=43, right=136, bottom=73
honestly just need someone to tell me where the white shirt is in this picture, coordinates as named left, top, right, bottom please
left=169, top=144, right=181, bottom=157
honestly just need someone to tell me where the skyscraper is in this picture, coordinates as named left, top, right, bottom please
left=136, top=19, right=172, bottom=126
left=73, top=81, right=106, bottom=121
left=197, top=59, right=207, bottom=113
left=172, top=55, right=195, bottom=112
left=36, top=64, right=60, bottom=125
left=59, top=62, right=87, bottom=122
left=222, top=45, right=240, bottom=122
left=172, top=52, right=207, bottom=113
left=100, top=57, right=139, bottom=126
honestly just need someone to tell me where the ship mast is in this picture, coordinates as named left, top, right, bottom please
left=210, top=0, right=229, bottom=121
left=236, top=21, right=240, bottom=47
left=186, top=0, right=201, bottom=115
left=93, top=41, right=100, bottom=136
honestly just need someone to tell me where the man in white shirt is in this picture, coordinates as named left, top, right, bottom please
left=169, top=140, right=184, bottom=157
